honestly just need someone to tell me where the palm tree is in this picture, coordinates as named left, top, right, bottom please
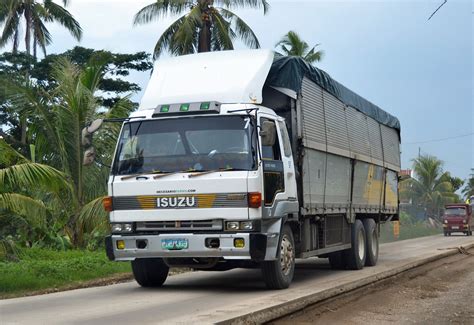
left=462, top=169, right=474, bottom=201
left=275, top=30, right=324, bottom=64
left=0, top=0, right=82, bottom=58
left=0, top=58, right=134, bottom=247
left=400, top=155, right=457, bottom=219
left=133, top=0, right=269, bottom=59
left=0, top=139, right=68, bottom=256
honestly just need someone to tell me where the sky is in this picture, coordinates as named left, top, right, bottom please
left=3, top=0, right=473, bottom=182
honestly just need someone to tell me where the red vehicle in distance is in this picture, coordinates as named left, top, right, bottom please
left=443, top=204, right=473, bottom=236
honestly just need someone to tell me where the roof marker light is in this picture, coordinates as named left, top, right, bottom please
left=180, top=104, right=190, bottom=112
left=160, top=105, right=170, bottom=113
left=200, top=102, right=210, bottom=110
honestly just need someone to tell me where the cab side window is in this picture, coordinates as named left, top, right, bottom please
left=261, top=119, right=281, bottom=161
left=260, top=118, right=285, bottom=205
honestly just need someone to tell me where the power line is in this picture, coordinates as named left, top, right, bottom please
left=403, top=132, right=474, bottom=145
left=428, top=0, right=447, bottom=21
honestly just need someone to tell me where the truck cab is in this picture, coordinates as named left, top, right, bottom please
left=443, top=204, right=473, bottom=236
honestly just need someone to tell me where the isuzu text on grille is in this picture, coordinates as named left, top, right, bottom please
left=156, top=196, right=196, bottom=208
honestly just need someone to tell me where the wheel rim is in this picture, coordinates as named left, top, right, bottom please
left=280, top=235, right=294, bottom=276
left=371, top=229, right=378, bottom=256
left=358, top=230, right=365, bottom=261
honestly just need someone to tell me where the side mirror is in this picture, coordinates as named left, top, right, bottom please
left=260, top=120, right=276, bottom=147
left=82, top=119, right=103, bottom=166
left=83, top=147, right=96, bottom=166
left=81, top=119, right=103, bottom=147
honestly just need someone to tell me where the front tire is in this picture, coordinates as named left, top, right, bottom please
left=261, top=225, right=295, bottom=289
left=363, top=218, right=379, bottom=266
left=344, top=219, right=366, bottom=270
left=132, top=258, right=169, bottom=287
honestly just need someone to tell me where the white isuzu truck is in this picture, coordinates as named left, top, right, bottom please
left=84, top=50, right=401, bottom=289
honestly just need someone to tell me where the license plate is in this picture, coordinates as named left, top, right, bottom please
left=161, top=238, right=188, bottom=250
left=452, top=226, right=459, bottom=230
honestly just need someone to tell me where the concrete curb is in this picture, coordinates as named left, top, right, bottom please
left=218, top=242, right=474, bottom=324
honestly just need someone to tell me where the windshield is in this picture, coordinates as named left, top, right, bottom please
left=112, top=115, right=256, bottom=175
left=445, top=207, right=466, bottom=216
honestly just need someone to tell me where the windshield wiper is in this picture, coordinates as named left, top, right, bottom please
left=188, top=167, right=247, bottom=178
left=120, top=170, right=172, bottom=181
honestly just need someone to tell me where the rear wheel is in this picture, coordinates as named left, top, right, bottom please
left=261, top=225, right=295, bottom=289
left=132, top=258, right=169, bottom=287
left=344, top=219, right=366, bottom=270
left=363, top=218, right=379, bottom=266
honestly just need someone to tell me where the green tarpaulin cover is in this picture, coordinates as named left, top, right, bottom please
left=265, top=55, right=401, bottom=132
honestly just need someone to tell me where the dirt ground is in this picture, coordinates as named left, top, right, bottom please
left=273, top=248, right=474, bottom=325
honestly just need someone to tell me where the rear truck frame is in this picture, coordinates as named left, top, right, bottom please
left=84, top=50, right=401, bottom=289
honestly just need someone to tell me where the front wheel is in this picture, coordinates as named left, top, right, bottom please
left=344, top=219, right=366, bottom=270
left=132, top=258, right=169, bottom=287
left=261, top=225, right=295, bottom=289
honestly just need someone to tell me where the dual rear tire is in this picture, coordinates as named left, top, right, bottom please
left=329, top=218, right=378, bottom=270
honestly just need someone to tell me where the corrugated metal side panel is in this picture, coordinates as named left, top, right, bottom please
left=302, top=148, right=326, bottom=212
left=384, top=169, right=398, bottom=210
left=301, top=77, right=326, bottom=147
left=325, top=153, right=351, bottom=209
left=346, top=106, right=371, bottom=159
left=352, top=161, right=370, bottom=208
left=367, top=165, right=384, bottom=208
left=381, top=125, right=401, bottom=168
left=367, top=117, right=384, bottom=162
left=323, top=92, right=350, bottom=152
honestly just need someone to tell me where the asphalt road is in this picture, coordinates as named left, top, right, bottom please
left=1, top=235, right=473, bottom=324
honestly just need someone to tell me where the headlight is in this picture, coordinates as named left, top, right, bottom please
left=111, top=223, right=134, bottom=233
left=240, top=221, right=254, bottom=230
left=463, top=220, right=467, bottom=224
left=111, top=223, right=123, bottom=232
left=225, top=221, right=256, bottom=231
left=444, top=219, right=448, bottom=224
left=226, top=221, right=240, bottom=231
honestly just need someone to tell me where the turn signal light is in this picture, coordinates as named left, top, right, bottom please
left=248, top=192, right=262, bottom=208
left=103, top=196, right=113, bottom=212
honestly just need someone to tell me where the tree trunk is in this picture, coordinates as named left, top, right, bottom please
left=198, top=23, right=211, bottom=52
left=198, top=1, right=212, bottom=53
left=20, top=116, right=27, bottom=145
left=24, top=8, right=32, bottom=56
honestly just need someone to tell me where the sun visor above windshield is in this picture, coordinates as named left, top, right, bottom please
left=138, top=50, right=275, bottom=110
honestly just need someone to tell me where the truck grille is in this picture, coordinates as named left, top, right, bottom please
left=136, top=219, right=223, bottom=232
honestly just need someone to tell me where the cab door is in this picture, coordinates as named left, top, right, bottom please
left=259, top=115, right=298, bottom=214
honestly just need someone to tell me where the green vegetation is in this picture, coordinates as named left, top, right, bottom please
left=400, top=154, right=459, bottom=220
left=133, top=0, right=269, bottom=59
left=0, top=248, right=130, bottom=297
left=462, top=169, right=474, bottom=201
left=380, top=212, right=441, bottom=243
left=275, top=30, right=324, bottom=63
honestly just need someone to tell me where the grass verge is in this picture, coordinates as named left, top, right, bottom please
left=0, top=248, right=131, bottom=299
left=380, top=222, right=441, bottom=243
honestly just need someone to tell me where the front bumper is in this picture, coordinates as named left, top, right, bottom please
left=106, top=232, right=273, bottom=262
left=443, top=224, right=469, bottom=232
